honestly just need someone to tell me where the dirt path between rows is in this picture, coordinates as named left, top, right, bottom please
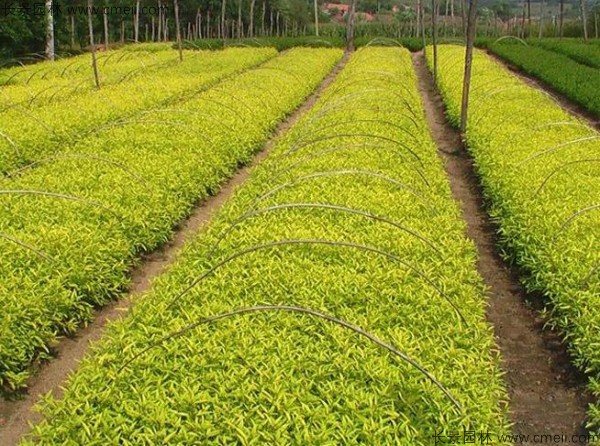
left=411, top=51, right=592, bottom=438
left=486, top=50, right=600, bottom=132
left=0, top=51, right=350, bottom=446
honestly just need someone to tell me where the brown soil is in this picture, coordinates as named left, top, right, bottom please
left=412, top=51, right=593, bottom=437
left=486, top=50, right=600, bottom=131
left=0, top=51, right=350, bottom=446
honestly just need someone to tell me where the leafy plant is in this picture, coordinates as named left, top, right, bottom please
left=488, top=42, right=600, bottom=120
left=25, top=47, right=511, bottom=444
left=0, top=47, right=342, bottom=394
left=429, top=44, right=600, bottom=434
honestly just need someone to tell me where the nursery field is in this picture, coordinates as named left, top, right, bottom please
left=0, top=46, right=341, bottom=393
left=0, top=41, right=598, bottom=444
left=430, top=44, right=600, bottom=433
left=0, top=45, right=278, bottom=173
left=18, top=46, right=512, bottom=444
left=487, top=41, right=600, bottom=119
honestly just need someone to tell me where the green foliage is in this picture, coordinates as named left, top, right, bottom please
left=488, top=42, right=600, bottom=119
left=25, top=47, right=510, bottom=444
left=0, top=47, right=342, bottom=394
left=429, top=44, right=600, bottom=434
left=0, top=46, right=277, bottom=173
left=531, top=38, right=600, bottom=69
left=182, top=35, right=426, bottom=51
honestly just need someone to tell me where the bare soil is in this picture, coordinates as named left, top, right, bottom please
left=412, top=51, right=593, bottom=437
left=0, top=51, right=350, bottom=446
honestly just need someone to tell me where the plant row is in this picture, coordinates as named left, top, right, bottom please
left=0, top=47, right=342, bottom=394
left=0, top=47, right=277, bottom=174
left=429, top=44, right=600, bottom=433
left=182, top=36, right=426, bottom=51
left=531, top=38, right=600, bottom=70
left=0, top=43, right=175, bottom=87
left=0, top=47, right=182, bottom=111
left=25, top=47, right=510, bottom=444
left=488, top=41, right=600, bottom=119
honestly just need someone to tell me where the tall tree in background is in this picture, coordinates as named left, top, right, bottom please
left=432, top=0, right=439, bottom=82
left=346, top=0, right=357, bottom=50
left=581, top=0, right=589, bottom=40
left=174, top=0, right=183, bottom=60
left=460, top=0, right=478, bottom=133
left=103, top=6, right=109, bottom=49
left=45, top=0, right=55, bottom=60
left=539, top=0, right=545, bottom=38
left=221, top=0, right=227, bottom=39
left=559, top=0, right=564, bottom=37
left=87, top=0, right=100, bottom=88
left=134, top=0, right=141, bottom=41
left=237, top=0, right=243, bottom=37
left=249, top=0, right=257, bottom=36
left=314, top=0, right=319, bottom=36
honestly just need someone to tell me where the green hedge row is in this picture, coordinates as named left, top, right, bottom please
left=181, top=36, right=426, bottom=51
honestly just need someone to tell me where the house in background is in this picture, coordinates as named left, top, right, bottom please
left=322, top=2, right=376, bottom=22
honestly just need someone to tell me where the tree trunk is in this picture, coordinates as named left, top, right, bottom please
left=152, top=17, right=155, bottom=41
left=461, top=0, right=467, bottom=37
left=314, top=0, right=320, bottom=36
left=207, top=10, right=211, bottom=38
left=596, top=13, right=599, bottom=39
left=520, top=0, right=526, bottom=37
left=460, top=0, right=479, bottom=133
left=346, top=0, right=356, bottom=51
left=135, top=0, right=141, bottom=41
left=237, top=0, right=243, bottom=38
left=45, top=0, right=55, bottom=60
left=249, top=0, right=256, bottom=37
left=580, top=0, right=588, bottom=41
left=420, top=0, right=426, bottom=47
left=559, top=0, right=564, bottom=37
left=121, top=20, right=125, bottom=42
left=157, top=1, right=162, bottom=41
left=103, top=7, right=109, bottom=50
left=432, top=0, right=439, bottom=82
left=527, top=0, right=531, bottom=32
left=416, top=0, right=421, bottom=39
left=276, top=11, right=280, bottom=36
left=539, top=0, right=544, bottom=38
left=444, top=0, right=449, bottom=37
left=174, top=0, right=183, bottom=60
left=261, top=0, right=266, bottom=36
left=221, top=0, right=227, bottom=41
left=450, top=0, right=455, bottom=35
left=70, top=14, right=76, bottom=49
left=87, top=0, right=100, bottom=88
